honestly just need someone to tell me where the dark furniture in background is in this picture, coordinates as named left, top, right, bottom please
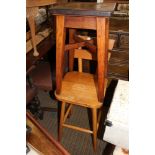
left=26, top=36, right=57, bottom=119
left=26, top=65, right=44, bottom=119
left=26, top=2, right=57, bottom=119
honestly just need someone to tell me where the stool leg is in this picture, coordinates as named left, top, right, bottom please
left=58, top=102, right=66, bottom=142
left=92, top=108, right=97, bottom=151
left=68, top=29, right=76, bottom=117
left=69, top=29, right=76, bottom=71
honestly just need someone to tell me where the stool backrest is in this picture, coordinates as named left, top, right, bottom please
left=74, top=39, right=115, bottom=72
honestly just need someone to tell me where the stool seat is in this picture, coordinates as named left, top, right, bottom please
left=29, top=62, right=53, bottom=91
left=55, top=71, right=108, bottom=108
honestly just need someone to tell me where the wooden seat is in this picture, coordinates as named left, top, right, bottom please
left=56, top=71, right=108, bottom=108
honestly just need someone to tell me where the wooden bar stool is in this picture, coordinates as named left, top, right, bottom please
left=50, top=2, right=116, bottom=151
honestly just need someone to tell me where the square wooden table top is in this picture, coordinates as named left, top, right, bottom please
left=50, top=2, right=116, bottom=16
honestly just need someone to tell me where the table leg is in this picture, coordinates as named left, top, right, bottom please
left=96, top=17, right=109, bottom=102
left=56, top=15, right=66, bottom=94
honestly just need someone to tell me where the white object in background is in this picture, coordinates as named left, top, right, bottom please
left=113, top=146, right=129, bottom=155
left=103, top=80, right=129, bottom=149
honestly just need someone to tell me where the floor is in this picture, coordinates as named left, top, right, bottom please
left=37, top=90, right=113, bottom=155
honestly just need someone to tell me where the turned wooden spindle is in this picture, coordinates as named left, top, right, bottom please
left=26, top=0, right=57, bottom=56
left=26, top=7, right=39, bottom=57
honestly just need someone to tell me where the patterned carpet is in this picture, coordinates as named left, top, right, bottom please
left=37, top=90, right=109, bottom=155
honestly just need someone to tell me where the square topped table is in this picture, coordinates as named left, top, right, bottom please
left=50, top=2, right=116, bottom=16
left=50, top=2, right=116, bottom=102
